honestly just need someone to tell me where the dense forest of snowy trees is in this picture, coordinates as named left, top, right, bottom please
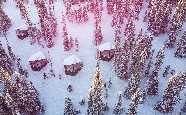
left=0, top=0, right=185, bottom=115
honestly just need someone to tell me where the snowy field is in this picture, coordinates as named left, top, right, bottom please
left=0, top=0, right=186, bottom=115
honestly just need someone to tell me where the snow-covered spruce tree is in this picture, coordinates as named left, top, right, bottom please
left=124, top=72, right=141, bottom=99
left=6, top=43, right=16, bottom=64
left=135, top=29, right=143, bottom=44
left=5, top=41, right=25, bottom=75
left=169, top=0, right=186, bottom=32
left=113, top=92, right=124, bottom=115
left=16, top=58, right=29, bottom=77
left=166, top=0, right=185, bottom=49
left=3, top=91, right=22, bottom=115
left=129, top=32, right=153, bottom=78
left=8, top=73, right=43, bottom=115
left=111, top=11, right=121, bottom=27
left=0, top=41, right=13, bottom=75
left=146, top=0, right=173, bottom=36
left=113, top=19, right=137, bottom=80
left=87, top=64, right=106, bottom=115
left=128, top=88, right=143, bottom=115
left=64, top=97, right=80, bottom=115
left=124, top=34, right=153, bottom=98
left=147, top=47, right=165, bottom=96
left=108, top=77, right=112, bottom=88
left=0, top=95, right=13, bottom=115
left=175, top=31, right=186, bottom=58
left=2, top=91, right=20, bottom=115
left=124, top=18, right=135, bottom=36
left=75, top=38, right=79, bottom=52
left=111, top=0, right=127, bottom=27
left=94, top=6, right=103, bottom=46
left=111, top=0, right=143, bottom=21
left=0, top=67, right=12, bottom=85
left=135, top=29, right=152, bottom=56
left=132, top=32, right=153, bottom=72
left=47, top=51, right=56, bottom=78
left=113, top=25, right=122, bottom=48
left=62, top=15, right=69, bottom=51
left=62, top=18, right=73, bottom=51
left=146, top=70, right=159, bottom=95
left=67, top=84, right=73, bottom=93
left=113, top=25, right=129, bottom=80
left=79, top=98, right=85, bottom=106
left=48, top=0, right=55, bottom=15
left=94, top=25, right=103, bottom=46
left=124, top=47, right=145, bottom=98
left=154, top=72, right=186, bottom=113
left=154, top=47, right=165, bottom=72
left=133, top=32, right=152, bottom=78
left=106, top=0, right=115, bottom=15
left=67, top=4, right=88, bottom=23
left=104, top=83, right=108, bottom=98
left=162, top=65, right=171, bottom=77
left=114, top=47, right=129, bottom=80
left=0, top=7, right=12, bottom=36
left=124, top=19, right=136, bottom=51
left=15, top=0, right=32, bottom=26
left=89, top=0, right=103, bottom=13
left=131, top=0, right=143, bottom=20
left=144, top=49, right=155, bottom=78
left=34, top=0, right=57, bottom=48
left=166, top=32, right=177, bottom=48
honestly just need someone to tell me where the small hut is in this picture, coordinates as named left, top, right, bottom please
left=16, top=26, right=29, bottom=40
left=98, top=42, right=114, bottom=61
left=28, top=51, right=48, bottom=71
left=16, top=29, right=29, bottom=40
left=64, top=55, right=83, bottom=76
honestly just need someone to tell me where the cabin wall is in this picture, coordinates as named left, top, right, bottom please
left=29, top=59, right=48, bottom=71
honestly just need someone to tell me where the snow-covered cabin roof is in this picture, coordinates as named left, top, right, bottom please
left=15, top=25, right=27, bottom=30
left=63, top=55, right=81, bottom=65
left=28, top=51, right=46, bottom=62
left=98, top=42, right=114, bottom=51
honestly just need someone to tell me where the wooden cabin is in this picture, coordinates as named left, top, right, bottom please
left=98, top=42, right=114, bottom=61
left=64, top=55, right=83, bottom=76
left=16, top=28, right=29, bottom=40
left=28, top=52, right=48, bottom=71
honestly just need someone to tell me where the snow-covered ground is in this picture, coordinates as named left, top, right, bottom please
left=0, top=0, right=186, bottom=115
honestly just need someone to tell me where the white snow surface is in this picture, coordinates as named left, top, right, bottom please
left=63, top=55, right=81, bottom=65
left=15, top=25, right=28, bottom=30
left=28, top=51, right=46, bottom=62
left=0, top=0, right=186, bottom=115
left=98, top=42, right=114, bottom=51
